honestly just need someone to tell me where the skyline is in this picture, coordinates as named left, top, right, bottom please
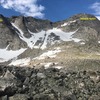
left=0, top=0, right=100, bottom=21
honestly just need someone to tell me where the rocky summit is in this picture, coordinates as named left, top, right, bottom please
left=0, top=13, right=100, bottom=99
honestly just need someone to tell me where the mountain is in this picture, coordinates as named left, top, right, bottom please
left=0, top=14, right=27, bottom=50
left=0, top=13, right=100, bottom=69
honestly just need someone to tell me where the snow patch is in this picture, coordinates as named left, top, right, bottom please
left=96, top=53, right=100, bottom=55
left=40, top=62, right=62, bottom=69
left=47, top=28, right=77, bottom=41
left=69, top=20, right=77, bottom=23
left=9, top=58, right=30, bottom=66
left=54, top=66, right=63, bottom=69
left=0, top=47, right=26, bottom=62
left=96, top=16, right=100, bottom=20
left=61, top=23, right=68, bottom=27
left=34, top=48, right=61, bottom=60
left=80, top=42, right=85, bottom=45
left=42, top=62, right=53, bottom=69
left=61, top=20, right=77, bottom=27
left=72, top=38, right=81, bottom=42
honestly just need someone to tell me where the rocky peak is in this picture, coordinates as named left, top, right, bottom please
left=54, top=13, right=100, bottom=41
left=25, top=17, right=53, bottom=32
left=67, top=13, right=97, bottom=20
left=10, top=16, right=31, bottom=38
left=0, top=15, right=27, bottom=50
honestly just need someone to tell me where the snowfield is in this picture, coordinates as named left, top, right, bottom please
left=9, top=47, right=61, bottom=67
left=12, top=23, right=81, bottom=49
left=0, top=47, right=26, bottom=62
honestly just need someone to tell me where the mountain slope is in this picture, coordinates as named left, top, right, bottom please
left=0, top=13, right=100, bottom=67
left=0, top=15, right=27, bottom=50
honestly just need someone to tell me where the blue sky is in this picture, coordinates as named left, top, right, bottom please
left=0, top=0, right=100, bottom=22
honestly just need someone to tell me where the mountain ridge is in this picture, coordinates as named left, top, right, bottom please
left=0, top=13, right=100, bottom=67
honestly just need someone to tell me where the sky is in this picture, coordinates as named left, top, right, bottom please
left=0, top=0, right=100, bottom=22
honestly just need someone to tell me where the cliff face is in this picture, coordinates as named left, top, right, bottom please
left=1, top=13, right=100, bottom=50
left=0, top=15, right=27, bottom=50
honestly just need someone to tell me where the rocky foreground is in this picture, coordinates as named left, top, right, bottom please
left=0, top=66, right=100, bottom=100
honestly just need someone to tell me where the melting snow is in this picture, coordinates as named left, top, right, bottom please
left=41, top=62, right=53, bottom=69
left=80, top=42, right=85, bottom=45
left=0, top=47, right=26, bottom=62
left=12, top=23, right=80, bottom=49
left=61, top=20, right=77, bottom=27
left=61, top=23, right=68, bottom=27
left=47, top=28, right=78, bottom=41
left=72, top=38, right=81, bottom=42
left=96, top=16, right=100, bottom=20
left=69, top=20, right=77, bottom=23
left=40, top=62, right=63, bottom=69
left=34, top=48, right=61, bottom=60
left=54, top=66, right=63, bottom=69
left=12, top=23, right=46, bottom=49
left=9, top=58, right=30, bottom=66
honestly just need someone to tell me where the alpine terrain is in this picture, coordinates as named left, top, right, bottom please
left=0, top=13, right=100, bottom=100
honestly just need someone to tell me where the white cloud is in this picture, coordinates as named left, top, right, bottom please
left=0, top=0, right=45, bottom=18
left=90, top=2, right=100, bottom=15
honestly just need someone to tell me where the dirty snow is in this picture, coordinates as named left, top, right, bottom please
left=9, top=58, right=30, bottom=66
left=80, top=42, right=85, bottom=45
left=44, top=62, right=52, bottom=68
left=40, top=62, right=63, bottom=69
left=61, top=20, right=77, bottom=27
left=54, top=66, right=63, bottom=69
left=34, top=48, right=61, bottom=60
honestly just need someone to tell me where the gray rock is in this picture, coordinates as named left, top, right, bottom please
left=9, top=94, right=29, bottom=100
left=37, top=73, right=46, bottom=78
left=0, top=95, right=8, bottom=100
left=3, top=70, right=15, bottom=79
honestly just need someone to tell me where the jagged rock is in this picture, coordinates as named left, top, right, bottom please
left=0, top=78, right=17, bottom=96
left=23, top=77, right=30, bottom=85
left=0, top=14, right=27, bottom=50
left=37, top=73, right=46, bottom=78
left=0, top=70, right=17, bottom=96
left=3, top=70, right=15, bottom=79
